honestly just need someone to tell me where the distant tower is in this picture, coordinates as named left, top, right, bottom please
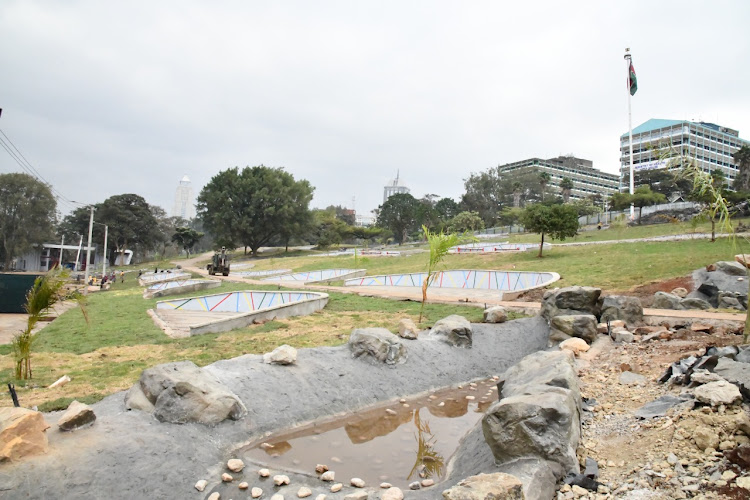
left=172, top=175, right=195, bottom=219
left=383, top=170, right=410, bottom=202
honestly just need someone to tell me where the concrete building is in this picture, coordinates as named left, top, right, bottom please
left=383, top=172, right=410, bottom=202
left=497, top=156, right=619, bottom=200
left=16, top=243, right=103, bottom=272
left=620, top=119, right=750, bottom=185
left=172, top=175, right=195, bottom=219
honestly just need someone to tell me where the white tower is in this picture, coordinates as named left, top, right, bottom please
left=383, top=171, right=410, bottom=202
left=172, top=175, right=195, bottom=219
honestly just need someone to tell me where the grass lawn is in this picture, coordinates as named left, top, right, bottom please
left=2, top=220, right=746, bottom=411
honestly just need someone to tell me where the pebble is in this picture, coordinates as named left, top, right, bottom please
left=409, top=481, right=421, bottom=490
left=421, top=479, right=434, bottom=487
left=402, top=403, right=409, bottom=408
left=260, top=442, right=275, bottom=450
left=271, top=494, right=284, bottom=500
left=259, top=468, right=271, bottom=477
left=721, top=470, right=737, bottom=481
left=315, top=464, right=329, bottom=473
left=315, top=495, right=327, bottom=500
left=208, top=493, right=220, bottom=500
left=350, top=477, right=365, bottom=488
left=239, top=481, right=249, bottom=490
left=221, top=473, right=233, bottom=482
left=465, top=395, right=475, bottom=401
left=380, top=482, right=392, bottom=488
left=274, top=474, right=291, bottom=486
left=438, top=402, right=445, bottom=407
left=331, top=483, right=343, bottom=492
left=381, top=487, right=404, bottom=500
left=399, top=398, right=406, bottom=403
left=321, top=471, right=335, bottom=481
left=737, top=477, right=750, bottom=489
left=343, top=492, right=368, bottom=500
left=227, top=458, right=245, bottom=472
left=252, top=487, right=263, bottom=498
left=385, top=408, right=397, bottom=416
left=298, top=487, right=312, bottom=498
left=331, top=456, right=342, bottom=463
left=194, top=479, right=207, bottom=491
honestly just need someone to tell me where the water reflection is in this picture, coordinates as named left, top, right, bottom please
left=242, top=378, right=498, bottom=488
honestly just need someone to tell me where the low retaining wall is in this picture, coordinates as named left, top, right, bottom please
left=262, top=268, right=367, bottom=285
left=138, top=272, right=191, bottom=286
left=143, top=279, right=222, bottom=299
left=345, top=269, right=560, bottom=293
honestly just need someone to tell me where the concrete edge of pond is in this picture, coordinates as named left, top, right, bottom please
left=1, top=316, right=551, bottom=500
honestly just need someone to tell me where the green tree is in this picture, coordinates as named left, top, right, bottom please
left=197, top=166, right=314, bottom=256
left=435, top=197, right=460, bottom=221
left=98, top=194, right=162, bottom=265
left=448, top=211, right=484, bottom=233
left=0, top=173, right=56, bottom=270
left=520, top=203, right=579, bottom=257
left=172, top=227, right=204, bottom=257
left=376, top=193, right=419, bottom=244
left=608, top=186, right=667, bottom=224
left=559, top=177, right=574, bottom=203
left=732, top=145, right=750, bottom=191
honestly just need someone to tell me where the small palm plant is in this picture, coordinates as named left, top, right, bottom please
left=13, top=267, right=87, bottom=379
left=419, top=226, right=476, bottom=322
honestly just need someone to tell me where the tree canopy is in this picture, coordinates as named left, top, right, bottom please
left=609, top=185, right=667, bottom=224
left=376, top=193, right=420, bottom=244
left=172, top=227, right=204, bottom=257
left=0, top=173, right=56, bottom=270
left=733, top=146, right=750, bottom=191
left=519, top=202, right=579, bottom=257
left=196, top=165, right=314, bottom=256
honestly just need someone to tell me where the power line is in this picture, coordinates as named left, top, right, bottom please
left=0, top=128, right=86, bottom=212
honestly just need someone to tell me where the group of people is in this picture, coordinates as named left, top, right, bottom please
left=88, top=270, right=125, bottom=287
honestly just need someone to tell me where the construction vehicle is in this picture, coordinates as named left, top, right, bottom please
left=207, top=247, right=230, bottom=276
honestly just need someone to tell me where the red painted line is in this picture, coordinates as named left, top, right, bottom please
left=210, top=293, right=232, bottom=311
left=439, top=272, right=444, bottom=287
left=250, top=293, right=256, bottom=310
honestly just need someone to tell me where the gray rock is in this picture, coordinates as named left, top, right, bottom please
left=549, top=314, right=597, bottom=343
left=429, top=315, right=473, bottom=348
left=124, top=382, right=155, bottom=412
left=263, top=344, right=298, bottom=365
left=714, top=357, right=750, bottom=399
left=540, top=286, right=602, bottom=320
left=719, top=295, right=745, bottom=310
left=441, top=472, right=524, bottom=500
left=484, top=351, right=580, bottom=479
left=348, top=328, right=407, bottom=364
left=715, top=261, right=749, bottom=276
left=693, top=380, right=742, bottom=406
left=690, top=368, right=724, bottom=384
left=634, top=395, right=695, bottom=419
left=343, top=492, right=368, bottom=500
left=58, top=401, right=96, bottom=431
left=135, top=361, right=247, bottom=425
left=599, top=295, right=643, bottom=326
left=497, top=458, right=557, bottom=500
left=652, top=292, right=681, bottom=310
left=679, top=297, right=712, bottom=310
left=483, top=306, right=508, bottom=324
left=737, top=349, right=750, bottom=364
left=610, top=327, right=634, bottom=343
left=618, top=371, right=647, bottom=386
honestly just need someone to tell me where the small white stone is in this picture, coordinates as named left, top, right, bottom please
left=271, top=494, right=285, bottom=500
left=421, top=479, right=434, bottom=487
left=221, top=473, right=233, bottom=482
left=274, top=474, right=291, bottom=486
left=385, top=408, right=397, bottom=416
left=465, top=395, right=475, bottom=400
left=350, top=477, right=365, bottom=488
left=721, top=470, right=737, bottom=481
left=320, top=471, right=335, bottom=481
left=438, top=402, right=445, bottom=407
left=738, top=476, right=750, bottom=489
left=208, top=493, right=221, bottom=500
left=195, top=479, right=208, bottom=492
left=381, top=487, right=404, bottom=500
left=298, top=486, right=312, bottom=497
left=259, top=468, right=271, bottom=477
left=227, top=458, right=245, bottom=472
left=238, top=481, right=249, bottom=490
left=251, top=487, right=263, bottom=498
left=331, top=483, right=343, bottom=492
left=315, top=495, right=327, bottom=500
left=380, top=482, right=392, bottom=488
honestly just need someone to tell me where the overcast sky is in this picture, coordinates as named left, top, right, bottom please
left=1, top=1, right=749, bottom=219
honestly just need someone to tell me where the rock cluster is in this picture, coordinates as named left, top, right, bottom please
left=653, top=260, right=749, bottom=311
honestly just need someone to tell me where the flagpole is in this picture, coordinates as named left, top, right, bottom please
left=625, top=48, right=635, bottom=221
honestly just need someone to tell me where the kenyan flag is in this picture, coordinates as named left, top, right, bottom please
left=628, top=62, right=638, bottom=96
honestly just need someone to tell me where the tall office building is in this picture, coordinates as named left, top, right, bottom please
left=172, top=175, right=195, bottom=220
left=383, top=171, right=410, bottom=202
left=620, top=119, right=750, bottom=186
left=497, top=156, right=619, bottom=200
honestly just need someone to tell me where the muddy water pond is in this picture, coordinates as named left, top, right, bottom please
left=241, top=378, right=499, bottom=489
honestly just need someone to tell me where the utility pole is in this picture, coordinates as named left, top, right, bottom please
left=82, top=206, right=94, bottom=294
left=101, top=225, right=108, bottom=278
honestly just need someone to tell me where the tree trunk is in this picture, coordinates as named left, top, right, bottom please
left=638, top=206, right=643, bottom=224
left=538, top=232, right=545, bottom=258
left=711, top=218, right=716, bottom=242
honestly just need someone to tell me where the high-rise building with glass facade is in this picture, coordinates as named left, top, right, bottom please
left=172, top=175, right=195, bottom=220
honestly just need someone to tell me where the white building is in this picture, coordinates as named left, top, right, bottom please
left=383, top=171, right=410, bottom=202
left=620, top=119, right=750, bottom=186
left=172, top=175, right=195, bottom=219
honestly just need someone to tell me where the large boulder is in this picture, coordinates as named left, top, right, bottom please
left=127, top=361, right=247, bottom=425
left=652, top=291, right=681, bottom=310
left=599, top=295, right=643, bottom=326
left=716, top=261, right=749, bottom=276
left=549, top=314, right=597, bottom=344
left=483, top=306, right=508, bottom=324
left=442, top=472, right=524, bottom=500
left=429, top=315, right=473, bottom=348
left=679, top=297, right=712, bottom=310
left=540, top=286, right=601, bottom=321
left=0, top=407, right=49, bottom=462
left=719, top=292, right=746, bottom=311
left=483, top=351, right=581, bottom=479
left=348, top=328, right=407, bottom=364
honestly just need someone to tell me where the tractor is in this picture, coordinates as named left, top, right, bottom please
left=207, top=247, right=230, bottom=276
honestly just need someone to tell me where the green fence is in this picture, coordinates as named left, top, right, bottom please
left=0, top=273, right=42, bottom=313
